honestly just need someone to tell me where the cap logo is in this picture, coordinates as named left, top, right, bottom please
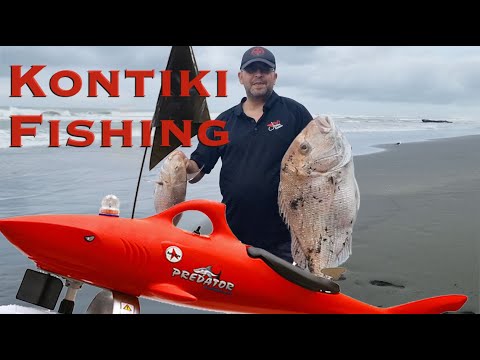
left=251, top=47, right=265, bottom=56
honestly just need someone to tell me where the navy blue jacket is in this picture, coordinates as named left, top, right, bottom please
left=190, top=91, right=313, bottom=262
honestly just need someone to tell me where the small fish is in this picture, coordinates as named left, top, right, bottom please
left=278, top=116, right=360, bottom=277
left=153, top=150, right=188, bottom=225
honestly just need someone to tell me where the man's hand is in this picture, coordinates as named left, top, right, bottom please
left=185, top=159, right=205, bottom=184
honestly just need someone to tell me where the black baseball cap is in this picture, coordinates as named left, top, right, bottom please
left=240, top=46, right=276, bottom=70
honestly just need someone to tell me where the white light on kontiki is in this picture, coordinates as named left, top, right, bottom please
left=99, top=194, right=120, bottom=217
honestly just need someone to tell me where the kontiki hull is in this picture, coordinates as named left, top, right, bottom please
left=0, top=199, right=467, bottom=314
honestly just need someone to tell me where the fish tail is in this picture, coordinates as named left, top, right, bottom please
left=383, top=295, right=468, bottom=314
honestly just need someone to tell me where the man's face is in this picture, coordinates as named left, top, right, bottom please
left=238, top=62, right=277, bottom=99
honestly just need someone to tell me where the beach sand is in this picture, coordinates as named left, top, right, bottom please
left=340, top=135, right=479, bottom=313
left=0, top=135, right=478, bottom=313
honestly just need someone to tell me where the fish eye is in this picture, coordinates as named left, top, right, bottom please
left=299, top=142, right=311, bottom=154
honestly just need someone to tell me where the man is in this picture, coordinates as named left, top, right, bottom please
left=186, top=46, right=313, bottom=263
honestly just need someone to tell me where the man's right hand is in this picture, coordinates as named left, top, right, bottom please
left=185, top=159, right=205, bottom=184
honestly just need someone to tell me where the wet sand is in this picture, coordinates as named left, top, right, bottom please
left=340, top=135, right=479, bottom=313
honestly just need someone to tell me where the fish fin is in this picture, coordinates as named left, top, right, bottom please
left=291, top=234, right=308, bottom=270
left=354, top=177, right=360, bottom=211
left=147, top=283, right=197, bottom=303
left=333, top=234, right=352, bottom=267
left=278, top=192, right=288, bottom=226
left=321, top=267, right=347, bottom=281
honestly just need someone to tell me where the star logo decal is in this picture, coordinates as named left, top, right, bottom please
left=165, top=246, right=183, bottom=263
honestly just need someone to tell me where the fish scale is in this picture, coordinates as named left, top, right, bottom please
left=279, top=116, right=360, bottom=277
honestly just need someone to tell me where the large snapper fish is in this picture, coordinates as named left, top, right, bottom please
left=154, top=150, right=188, bottom=225
left=278, top=116, right=360, bottom=277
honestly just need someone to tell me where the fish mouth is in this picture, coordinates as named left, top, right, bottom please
left=281, top=163, right=298, bottom=175
left=283, top=164, right=315, bottom=177
left=313, top=116, right=335, bottom=133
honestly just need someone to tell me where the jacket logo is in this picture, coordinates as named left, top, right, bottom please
left=267, top=120, right=283, bottom=131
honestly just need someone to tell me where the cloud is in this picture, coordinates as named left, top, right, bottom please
left=1, top=46, right=480, bottom=119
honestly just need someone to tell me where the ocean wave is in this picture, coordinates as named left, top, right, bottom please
left=0, top=106, right=156, bottom=122
left=0, top=110, right=479, bottom=150
left=0, top=127, right=148, bottom=149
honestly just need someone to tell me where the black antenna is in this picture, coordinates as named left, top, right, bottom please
left=131, top=146, right=149, bottom=219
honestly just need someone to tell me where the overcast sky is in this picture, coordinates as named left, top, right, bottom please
left=1, top=46, right=479, bottom=120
